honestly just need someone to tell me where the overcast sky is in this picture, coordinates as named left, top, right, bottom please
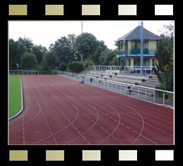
left=9, top=20, right=173, bottom=50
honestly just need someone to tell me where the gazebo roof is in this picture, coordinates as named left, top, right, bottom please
left=117, top=26, right=162, bottom=41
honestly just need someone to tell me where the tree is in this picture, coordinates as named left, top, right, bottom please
left=154, top=22, right=173, bottom=91
left=9, top=39, right=26, bottom=69
left=90, top=40, right=107, bottom=64
left=43, top=52, right=58, bottom=70
left=18, top=37, right=34, bottom=52
left=114, top=40, right=124, bottom=49
left=99, top=49, right=116, bottom=65
left=50, top=34, right=76, bottom=63
left=20, top=52, right=37, bottom=69
left=58, top=62, right=67, bottom=71
left=33, top=45, right=47, bottom=64
left=68, top=61, right=84, bottom=73
left=74, top=33, right=98, bottom=61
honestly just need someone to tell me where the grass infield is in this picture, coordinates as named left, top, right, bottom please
left=9, top=75, right=21, bottom=118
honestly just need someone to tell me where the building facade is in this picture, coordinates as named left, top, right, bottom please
left=117, top=25, right=162, bottom=73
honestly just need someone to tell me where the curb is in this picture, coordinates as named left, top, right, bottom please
left=9, top=76, right=23, bottom=120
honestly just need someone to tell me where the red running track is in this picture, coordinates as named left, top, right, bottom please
left=9, top=75, right=174, bottom=145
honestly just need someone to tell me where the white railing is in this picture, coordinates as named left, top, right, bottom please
left=89, top=65, right=122, bottom=71
left=9, top=70, right=39, bottom=74
left=124, top=66, right=154, bottom=75
left=57, top=71, right=174, bottom=109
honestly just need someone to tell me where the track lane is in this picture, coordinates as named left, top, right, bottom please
left=9, top=75, right=173, bottom=145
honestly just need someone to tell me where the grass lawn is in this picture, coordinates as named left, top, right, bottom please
left=9, top=75, right=21, bottom=118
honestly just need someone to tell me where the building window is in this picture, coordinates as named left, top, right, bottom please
left=152, top=58, right=155, bottom=66
left=128, top=59, right=131, bottom=66
left=131, top=41, right=135, bottom=49
left=144, top=41, right=148, bottom=48
left=143, top=59, right=150, bottom=66
left=134, top=59, right=140, bottom=66
left=131, top=40, right=148, bottom=49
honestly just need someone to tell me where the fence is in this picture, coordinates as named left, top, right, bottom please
left=57, top=71, right=174, bottom=109
left=89, top=65, right=122, bottom=71
left=124, top=66, right=154, bottom=75
left=9, top=70, right=39, bottom=74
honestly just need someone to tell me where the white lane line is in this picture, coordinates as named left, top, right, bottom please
left=22, top=117, right=25, bottom=145
left=100, top=126, right=104, bottom=130
left=140, top=134, right=159, bottom=145
left=105, top=130, right=110, bottom=134
left=93, top=98, right=147, bottom=145
left=93, top=99, right=122, bottom=145
left=132, top=130, right=139, bottom=134
left=31, top=92, right=58, bottom=145
left=108, top=98, right=173, bottom=125
left=121, top=123, right=124, bottom=126
left=65, top=103, right=100, bottom=144
left=144, top=122, right=173, bottom=136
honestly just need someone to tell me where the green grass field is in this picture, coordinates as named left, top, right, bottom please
left=9, top=75, right=21, bottom=118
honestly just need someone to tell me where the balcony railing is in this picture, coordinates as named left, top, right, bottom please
left=118, top=50, right=125, bottom=55
left=118, top=49, right=156, bottom=55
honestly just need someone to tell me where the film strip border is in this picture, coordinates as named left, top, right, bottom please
left=8, top=149, right=176, bottom=162
left=8, top=4, right=174, bottom=16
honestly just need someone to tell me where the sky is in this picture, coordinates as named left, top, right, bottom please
left=9, top=20, right=173, bottom=50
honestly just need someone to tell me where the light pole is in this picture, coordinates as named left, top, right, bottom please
left=140, top=21, right=144, bottom=75
left=81, top=21, right=83, bottom=62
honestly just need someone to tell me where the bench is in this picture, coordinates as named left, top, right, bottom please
left=79, top=80, right=84, bottom=84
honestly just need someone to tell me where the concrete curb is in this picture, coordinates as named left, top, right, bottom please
left=9, top=76, right=23, bottom=120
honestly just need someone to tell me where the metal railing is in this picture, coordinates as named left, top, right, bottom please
left=124, top=66, right=154, bottom=75
left=118, top=49, right=156, bottom=55
left=57, top=71, right=174, bottom=109
left=89, top=65, right=122, bottom=71
left=9, top=70, right=39, bottom=74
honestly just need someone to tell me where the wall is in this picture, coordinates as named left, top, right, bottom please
left=128, top=41, right=131, bottom=50
left=148, top=40, right=156, bottom=49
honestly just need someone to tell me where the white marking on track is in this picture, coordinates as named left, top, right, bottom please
left=32, top=91, right=58, bottom=145
left=22, top=117, right=25, bottom=145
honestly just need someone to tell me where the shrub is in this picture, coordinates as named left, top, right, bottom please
left=83, top=60, right=94, bottom=69
left=59, top=63, right=67, bottom=71
left=68, top=61, right=84, bottom=73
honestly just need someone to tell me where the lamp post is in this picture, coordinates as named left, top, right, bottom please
left=81, top=21, right=83, bottom=62
left=140, top=21, right=144, bottom=75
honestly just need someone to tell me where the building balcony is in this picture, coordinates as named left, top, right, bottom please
left=129, top=48, right=156, bottom=55
left=118, top=50, right=125, bottom=55
left=118, top=49, right=157, bottom=57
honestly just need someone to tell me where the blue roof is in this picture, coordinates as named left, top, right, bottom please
left=118, top=26, right=162, bottom=41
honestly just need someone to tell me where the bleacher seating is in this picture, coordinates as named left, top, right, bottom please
left=84, top=70, right=160, bottom=89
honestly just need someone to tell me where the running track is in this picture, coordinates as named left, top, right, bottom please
left=9, top=75, right=174, bottom=145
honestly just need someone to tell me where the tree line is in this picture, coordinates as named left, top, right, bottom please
left=9, top=33, right=120, bottom=73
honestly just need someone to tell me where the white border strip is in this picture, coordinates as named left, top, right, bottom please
left=9, top=77, right=23, bottom=120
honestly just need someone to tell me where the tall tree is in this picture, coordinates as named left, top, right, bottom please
left=154, top=22, right=173, bottom=91
left=20, top=52, right=37, bottom=70
left=33, top=45, right=47, bottom=64
left=74, top=33, right=98, bottom=61
left=18, top=37, right=34, bottom=52
left=43, top=52, right=58, bottom=70
left=99, top=49, right=116, bottom=65
left=9, top=39, right=26, bottom=69
left=50, top=34, right=76, bottom=63
left=90, top=40, right=107, bottom=64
